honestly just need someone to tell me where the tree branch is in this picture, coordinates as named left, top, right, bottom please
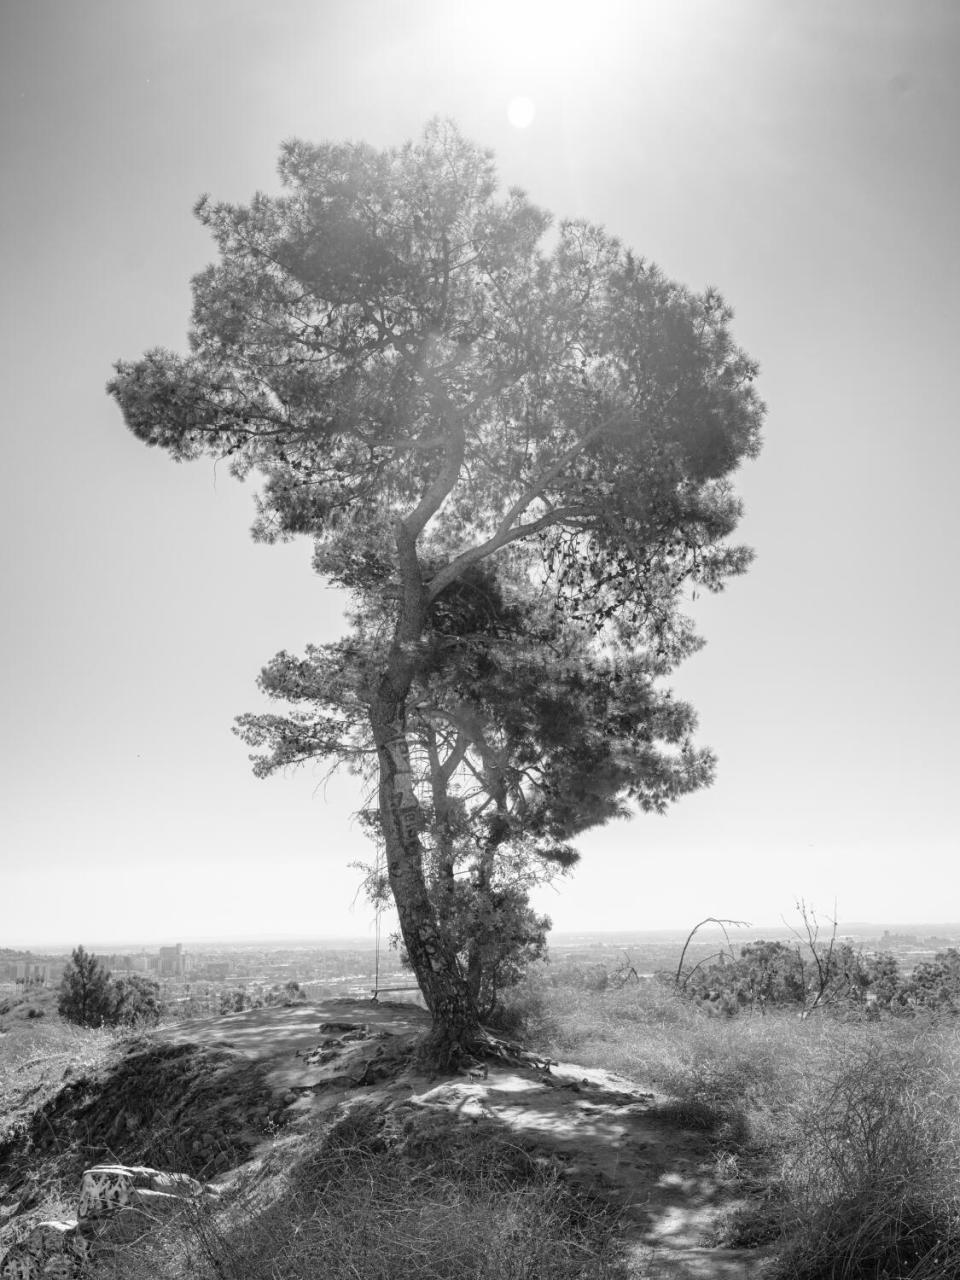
left=425, top=417, right=617, bottom=599
left=402, top=399, right=466, bottom=541
left=427, top=506, right=585, bottom=600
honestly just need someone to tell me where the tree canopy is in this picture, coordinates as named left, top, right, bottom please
left=109, top=120, right=763, bottom=1060
left=57, top=947, right=164, bottom=1028
left=58, top=946, right=115, bottom=1028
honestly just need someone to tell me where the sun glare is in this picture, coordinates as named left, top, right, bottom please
left=507, top=96, right=536, bottom=128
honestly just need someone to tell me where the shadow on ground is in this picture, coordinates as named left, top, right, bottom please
left=0, top=999, right=769, bottom=1278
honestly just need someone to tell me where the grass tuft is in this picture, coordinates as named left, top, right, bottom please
left=501, top=966, right=960, bottom=1278
left=91, top=1103, right=633, bottom=1280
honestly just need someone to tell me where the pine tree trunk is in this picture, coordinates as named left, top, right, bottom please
left=367, top=516, right=481, bottom=1066
left=371, top=689, right=479, bottom=1065
left=465, top=848, right=491, bottom=1011
left=465, top=773, right=509, bottom=1018
left=466, top=943, right=484, bottom=1010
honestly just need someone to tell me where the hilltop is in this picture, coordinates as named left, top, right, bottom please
left=4, top=967, right=960, bottom=1279
left=1, top=993, right=764, bottom=1279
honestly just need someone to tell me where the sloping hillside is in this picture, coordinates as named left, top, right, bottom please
left=1, top=998, right=765, bottom=1278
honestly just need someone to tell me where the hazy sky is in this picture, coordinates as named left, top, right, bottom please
left=2, top=0, right=958, bottom=949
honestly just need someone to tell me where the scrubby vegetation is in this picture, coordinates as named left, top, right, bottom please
left=57, top=946, right=164, bottom=1029
left=0, top=988, right=120, bottom=1144
left=501, top=956, right=960, bottom=1280
left=1, top=993, right=633, bottom=1280
left=95, top=1106, right=630, bottom=1280
left=216, top=980, right=307, bottom=1015
left=673, top=927, right=960, bottom=1019
left=7, top=937, right=960, bottom=1279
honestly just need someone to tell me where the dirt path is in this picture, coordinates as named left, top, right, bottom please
left=408, top=1063, right=762, bottom=1279
left=159, top=1000, right=768, bottom=1278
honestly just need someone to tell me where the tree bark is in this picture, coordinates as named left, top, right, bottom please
left=365, top=497, right=484, bottom=1064
left=369, top=628, right=479, bottom=1063
left=465, top=740, right=510, bottom=1015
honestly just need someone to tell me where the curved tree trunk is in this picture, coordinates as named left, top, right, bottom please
left=371, top=686, right=479, bottom=1065
left=366, top=500, right=483, bottom=1065
left=465, top=844, right=493, bottom=1012
left=465, top=745, right=510, bottom=1016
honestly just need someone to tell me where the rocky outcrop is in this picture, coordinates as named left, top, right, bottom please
left=0, top=1218, right=87, bottom=1279
left=0, top=1164, right=219, bottom=1278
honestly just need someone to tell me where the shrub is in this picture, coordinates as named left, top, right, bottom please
left=113, top=974, right=164, bottom=1026
left=219, top=989, right=249, bottom=1015
left=903, top=949, right=960, bottom=1013
left=729, top=1026, right=960, bottom=1277
left=57, top=947, right=164, bottom=1028
left=57, top=946, right=117, bottom=1028
left=508, top=960, right=960, bottom=1277
left=485, top=972, right=558, bottom=1041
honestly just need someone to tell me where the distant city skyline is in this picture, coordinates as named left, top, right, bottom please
left=2, top=1, right=957, bottom=945
left=8, top=922, right=960, bottom=956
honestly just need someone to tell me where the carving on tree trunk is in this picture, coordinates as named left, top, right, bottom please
left=384, top=731, right=425, bottom=838
left=383, top=733, right=418, bottom=806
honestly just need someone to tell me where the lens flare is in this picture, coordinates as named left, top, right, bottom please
left=507, top=97, right=536, bottom=128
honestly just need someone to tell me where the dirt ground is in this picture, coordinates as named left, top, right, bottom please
left=159, top=998, right=768, bottom=1278
left=0, top=997, right=769, bottom=1277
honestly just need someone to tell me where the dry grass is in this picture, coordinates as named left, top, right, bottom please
left=764, top=1030, right=960, bottom=1279
left=504, top=968, right=960, bottom=1279
left=94, top=1103, right=636, bottom=1280
left=2, top=1005, right=638, bottom=1279
left=0, top=994, right=123, bottom=1144
left=9, top=974, right=960, bottom=1279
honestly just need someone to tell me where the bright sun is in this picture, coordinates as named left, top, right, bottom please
left=507, top=96, right=536, bottom=128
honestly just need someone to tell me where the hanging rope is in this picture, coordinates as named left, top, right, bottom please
left=374, top=825, right=382, bottom=998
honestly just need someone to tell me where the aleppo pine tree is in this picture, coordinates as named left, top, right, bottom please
left=58, top=946, right=116, bottom=1028
left=235, top=564, right=715, bottom=1024
left=109, top=120, right=763, bottom=1062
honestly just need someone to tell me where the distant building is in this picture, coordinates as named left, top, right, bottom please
left=11, top=961, right=63, bottom=986
left=158, top=944, right=187, bottom=977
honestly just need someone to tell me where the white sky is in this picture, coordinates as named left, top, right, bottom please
left=2, top=0, right=958, bottom=948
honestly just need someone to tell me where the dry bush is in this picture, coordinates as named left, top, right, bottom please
left=503, top=970, right=791, bottom=1137
left=507, top=968, right=960, bottom=1278
left=762, top=1027, right=960, bottom=1279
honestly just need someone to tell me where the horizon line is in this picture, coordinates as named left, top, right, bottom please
left=5, top=921, right=960, bottom=954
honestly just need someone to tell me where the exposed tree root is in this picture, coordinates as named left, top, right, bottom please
left=468, top=1027, right=553, bottom=1072
left=412, top=1023, right=553, bottom=1077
